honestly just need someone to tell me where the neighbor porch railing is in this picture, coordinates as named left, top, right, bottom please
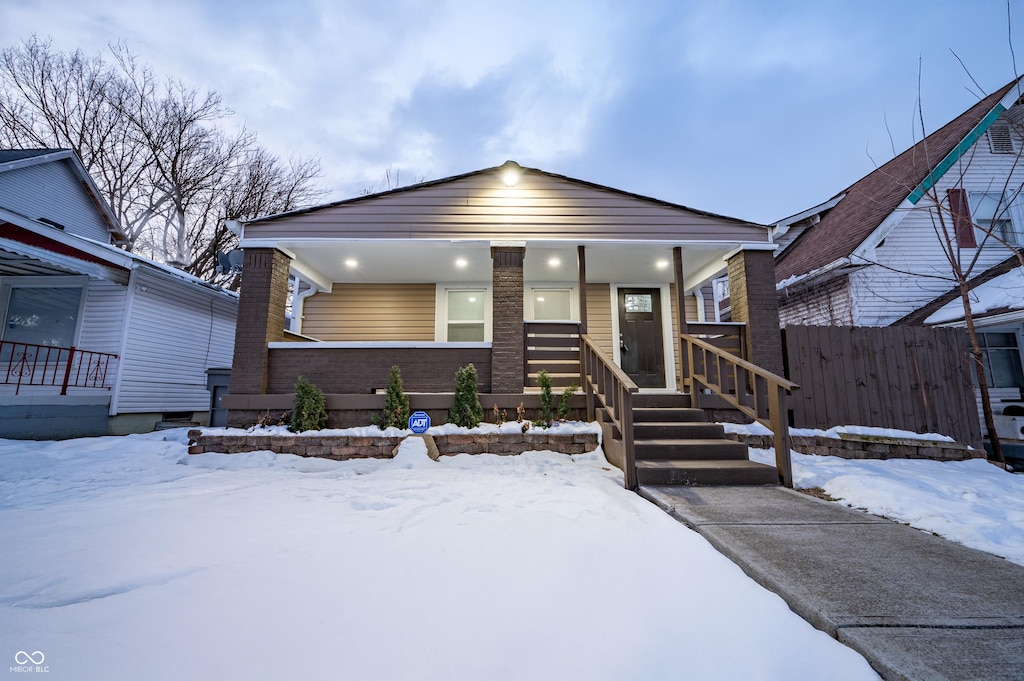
left=681, top=333, right=797, bottom=487
left=581, top=334, right=639, bottom=489
left=1, top=340, right=118, bottom=395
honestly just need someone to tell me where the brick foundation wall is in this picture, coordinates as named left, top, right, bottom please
left=491, top=246, right=525, bottom=393
left=727, top=249, right=783, bottom=376
left=267, top=347, right=492, bottom=393
left=230, top=248, right=291, bottom=394
left=188, top=430, right=600, bottom=459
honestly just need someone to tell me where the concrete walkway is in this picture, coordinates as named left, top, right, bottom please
left=640, top=485, right=1024, bottom=681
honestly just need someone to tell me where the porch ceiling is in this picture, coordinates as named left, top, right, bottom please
left=278, top=240, right=744, bottom=291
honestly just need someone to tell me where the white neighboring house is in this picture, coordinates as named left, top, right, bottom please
left=771, top=78, right=1024, bottom=439
left=0, top=149, right=237, bottom=438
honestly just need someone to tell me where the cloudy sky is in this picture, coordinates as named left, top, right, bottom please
left=2, top=0, right=1022, bottom=224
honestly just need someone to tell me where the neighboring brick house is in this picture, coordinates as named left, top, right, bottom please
left=224, top=161, right=783, bottom=427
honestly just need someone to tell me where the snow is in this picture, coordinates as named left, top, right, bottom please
left=722, top=421, right=956, bottom=442
left=0, top=430, right=877, bottom=680
left=200, top=420, right=604, bottom=438
left=748, top=448, right=1024, bottom=566
left=924, top=266, right=1024, bottom=324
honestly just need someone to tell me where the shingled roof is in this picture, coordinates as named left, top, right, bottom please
left=775, top=79, right=1021, bottom=283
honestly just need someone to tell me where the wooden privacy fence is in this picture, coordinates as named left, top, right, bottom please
left=781, top=325, right=982, bottom=447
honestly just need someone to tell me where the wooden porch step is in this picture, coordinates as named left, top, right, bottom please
left=632, top=393, right=693, bottom=409
left=635, top=438, right=750, bottom=461
left=632, top=407, right=707, bottom=423
left=633, top=421, right=725, bottom=440
left=636, top=460, right=780, bottom=486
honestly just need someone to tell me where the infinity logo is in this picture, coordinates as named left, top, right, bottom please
left=14, top=651, right=44, bottom=665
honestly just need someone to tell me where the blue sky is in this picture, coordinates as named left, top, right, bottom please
left=2, top=0, right=1022, bottom=224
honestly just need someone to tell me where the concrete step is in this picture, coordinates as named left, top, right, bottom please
left=632, top=407, right=707, bottom=423
left=635, top=438, right=750, bottom=461
left=636, top=460, right=780, bottom=486
left=633, top=422, right=725, bottom=440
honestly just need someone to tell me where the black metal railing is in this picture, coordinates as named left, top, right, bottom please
left=1, top=340, right=118, bottom=395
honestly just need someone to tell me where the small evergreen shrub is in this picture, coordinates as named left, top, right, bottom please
left=537, top=370, right=555, bottom=425
left=558, top=383, right=578, bottom=421
left=449, top=363, right=483, bottom=428
left=291, top=375, right=328, bottom=432
left=377, top=365, right=411, bottom=429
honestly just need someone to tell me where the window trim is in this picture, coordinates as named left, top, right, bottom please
left=977, top=327, right=1024, bottom=390
left=968, top=191, right=1024, bottom=246
left=524, top=284, right=579, bottom=322
left=434, top=284, right=492, bottom=342
left=0, top=276, right=90, bottom=348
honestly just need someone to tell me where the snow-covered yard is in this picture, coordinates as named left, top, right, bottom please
left=0, top=429, right=879, bottom=681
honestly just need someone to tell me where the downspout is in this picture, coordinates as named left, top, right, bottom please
left=291, top=281, right=319, bottom=334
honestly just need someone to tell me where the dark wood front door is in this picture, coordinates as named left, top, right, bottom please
left=618, top=288, right=666, bottom=388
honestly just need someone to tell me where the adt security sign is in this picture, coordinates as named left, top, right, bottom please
left=409, top=411, right=431, bottom=434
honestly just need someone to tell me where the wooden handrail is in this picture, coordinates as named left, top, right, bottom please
left=682, top=333, right=797, bottom=488
left=581, top=334, right=639, bottom=490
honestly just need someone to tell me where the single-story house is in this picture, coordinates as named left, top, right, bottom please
left=224, top=161, right=794, bottom=487
left=0, top=149, right=238, bottom=438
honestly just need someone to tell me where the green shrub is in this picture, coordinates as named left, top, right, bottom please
left=291, top=375, right=328, bottom=432
left=377, top=365, right=411, bottom=429
left=449, top=363, right=483, bottom=428
left=558, top=383, right=578, bottom=421
left=537, top=369, right=555, bottom=425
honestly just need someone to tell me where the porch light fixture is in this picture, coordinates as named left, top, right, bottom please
left=455, top=258, right=468, bottom=268
left=500, top=160, right=522, bottom=187
left=655, top=259, right=669, bottom=269
left=548, top=257, right=561, bottom=267
left=345, top=258, right=358, bottom=268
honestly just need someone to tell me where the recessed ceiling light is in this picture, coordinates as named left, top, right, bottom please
left=468, top=297, right=477, bottom=302
left=655, top=259, right=669, bottom=269
left=455, top=258, right=468, bottom=268
left=537, top=296, right=545, bottom=302
left=345, top=258, right=358, bottom=268
left=548, top=257, right=561, bottom=267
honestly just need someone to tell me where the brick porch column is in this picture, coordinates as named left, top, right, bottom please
left=726, top=246, right=783, bottom=376
left=490, top=244, right=526, bottom=394
left=229, top=248, right=292, bottom=395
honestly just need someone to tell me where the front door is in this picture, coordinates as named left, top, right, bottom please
left=618, top=288, right=665, bottom=388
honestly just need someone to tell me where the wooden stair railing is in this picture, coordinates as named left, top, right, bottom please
left=682, top=333, right=799, bottom=488
left=581, top=334, right=639, bottom=489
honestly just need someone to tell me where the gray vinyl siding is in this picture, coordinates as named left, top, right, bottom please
left=77, top=279, right=127, bottom=354
left=301, top=283, right=436, bottom=341
left=115, top=268, right=237, bottom=413
left=0, top=161, right=112, bottom=243
left=246, top=170, right=769, bottom=243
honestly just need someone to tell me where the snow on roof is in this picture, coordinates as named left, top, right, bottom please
left=925, top=266, right=1024, bottom=324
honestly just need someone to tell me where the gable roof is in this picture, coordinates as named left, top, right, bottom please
left=775, top=79, right=1022, bottom=283
left=247, top=160, right=766, bottom=229
left=0, top=148, right=130, bottom=246
left=894, top=248, right=1024, bottom=325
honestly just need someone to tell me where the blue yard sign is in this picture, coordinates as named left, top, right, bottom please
left=409, top=411, right=431, bottom=434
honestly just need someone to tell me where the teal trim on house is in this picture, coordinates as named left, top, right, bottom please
left=908, top=104, right=1007, bottom=205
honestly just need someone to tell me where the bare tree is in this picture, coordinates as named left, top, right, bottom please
left=0, top=36, right=324, bottom=280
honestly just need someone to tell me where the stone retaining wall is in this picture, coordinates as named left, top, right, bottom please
left=188, top=430, right=600, bottom=460
left=726, top=433, right=983, bottom=461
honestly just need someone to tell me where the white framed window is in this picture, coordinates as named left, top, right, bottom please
left=970, top=192, right=1024, bottom=246
left=0, top=277, right=88, bottom=349
left=526, top=287, right=577, bottom=321
left=435, top=286, right=491, bottom=342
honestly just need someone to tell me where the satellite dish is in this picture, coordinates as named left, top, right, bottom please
left=226, top=249, right=244, bottom=270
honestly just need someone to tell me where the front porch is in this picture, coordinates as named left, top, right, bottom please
left=224, top=162, right=794, bottom=486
